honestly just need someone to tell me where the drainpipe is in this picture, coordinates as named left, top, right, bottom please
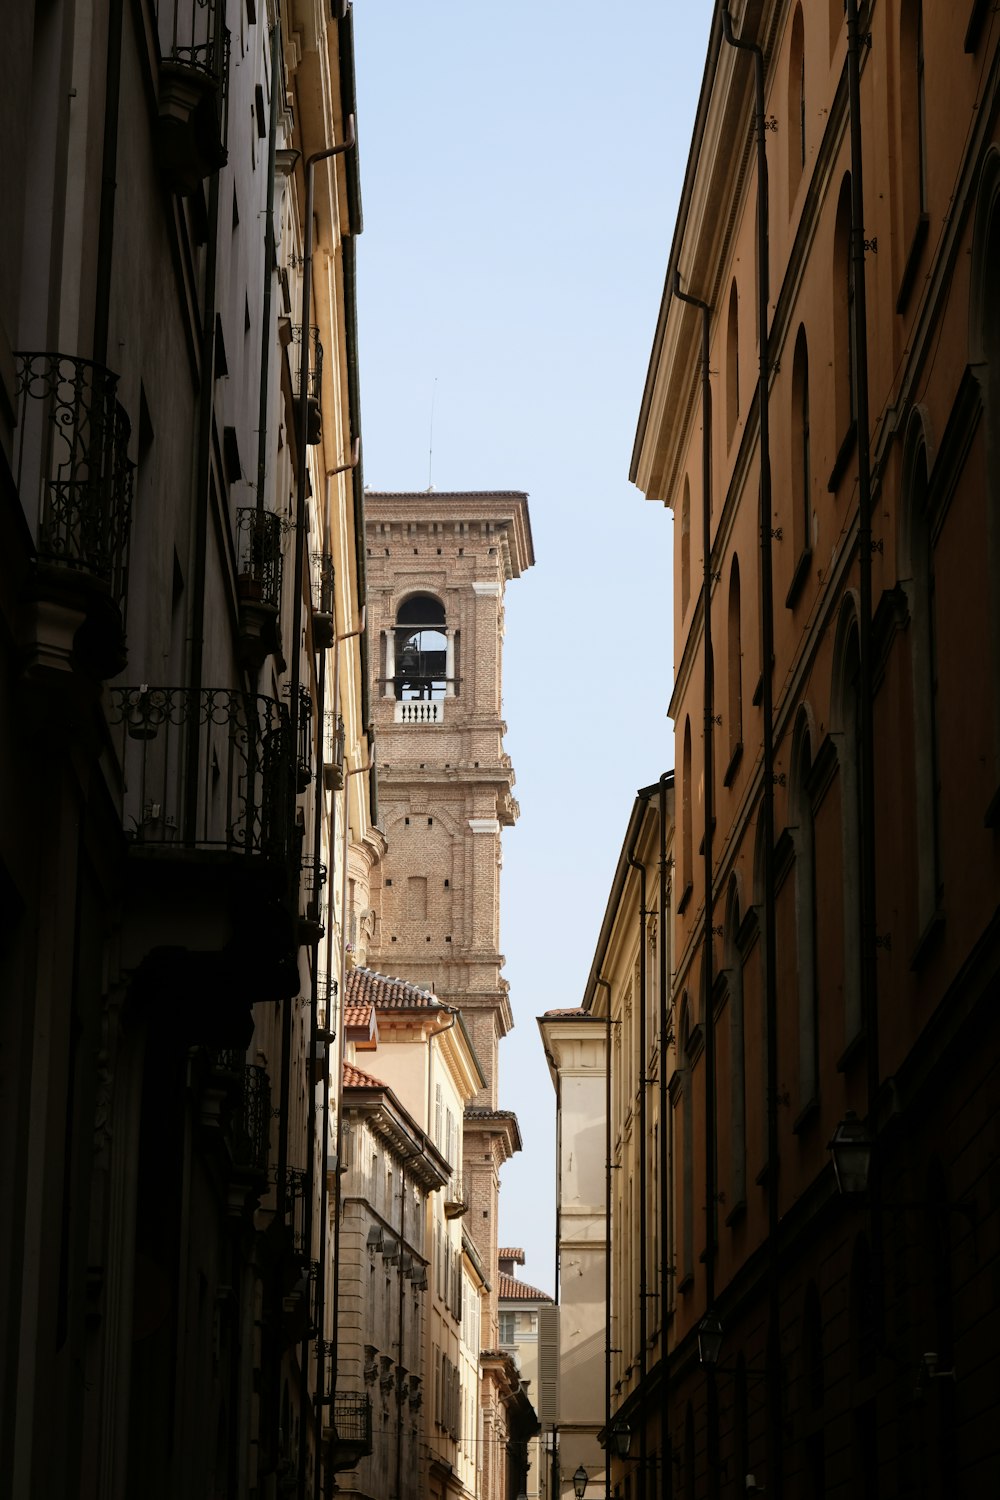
left=625, top=834, right=648, bottom=1500
left=297, top=644, right=327, bottom=1500
left=92, top=0, right=124, bottom=369
left=673, top=269, right=718, bottom=1496
left=279, top=113, right=354, bottom=1232
left=328, top=743, right=374, bottom=1413
left=255, top=15, right=284, bottom=513
left=657, top=772, right=672, bottom=1497
left=845, top=0, right=882, bottom=1317
left=594, top=975, right=612, bottom=1500
left=719, top=9, right=781, bottom=1497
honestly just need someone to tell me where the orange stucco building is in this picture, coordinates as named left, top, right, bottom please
left=628, top=1, right=1000, bottom=1495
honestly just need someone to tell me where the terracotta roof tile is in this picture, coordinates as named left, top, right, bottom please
left=498, top=1248, right=525, bottom=1263
left=542, top=1006, right=591, bottom=1017
left=497, top=1273, right=552, bottom=1302
left=343, top=1061, right=387, bottom=1090
left=346, top=967, right=441, bottom=1011
left=344, top=1002, right=373, bottom=1028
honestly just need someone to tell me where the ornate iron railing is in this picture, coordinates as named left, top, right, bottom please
left=311, top=552, right=335, bottom=615
left=107, top=687, right=292, bottom=858
left=156, top=0, right=228, bottom=86
left=13, top=352, right=133, bottom=608
left=331, top=1392, right=373, bottom=1452
left=237, top=508, right=283, bottom=608
left=290, top=325, right=323, bottom=401
left=323, top=712, right=345, bottom=790
left=232, top=1063, right=271, bottom=1177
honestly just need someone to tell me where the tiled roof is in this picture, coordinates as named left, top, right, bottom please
left=498, top=1248, right=525, bottom=1264
left=346, top=967, right=441, bottom=1010
left=498, top=1272, right=552, bottom=1303
left=542, top=1006, right=592, bottom=1017
left=344, top=1002, right=373, bottom=1028
left=343, top=1061, right=387, bottom=1090
left=465, top=1107, right=519, bottom=1121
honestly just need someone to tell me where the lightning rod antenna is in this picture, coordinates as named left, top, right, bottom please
left=428, top=377, right=437, bottom=490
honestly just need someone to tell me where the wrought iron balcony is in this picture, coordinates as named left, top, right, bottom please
left=107, top=687, right=293, bottom=860
left=327, top=1393, right=373, bottom=1471
left=323, top=711, right=345, bottom=790
left=13, top=352, right=133, bottom=676
left=237, top=508, right=282, bottom=608
left=154, top=0, right=230, bottom=192
left=290, top=325, right=323, bottom=444
left=300, top=855, right=327, bottom=946
left=236, top=508, right=283, bottom=668
left=311, top=551, right=335, bottom=649
left=230, top=1063, right=271, bottom=1180
left=443, top=1174, right=469, bottom=1219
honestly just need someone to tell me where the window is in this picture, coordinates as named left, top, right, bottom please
left=831, top=174, right=856, bottom=474
left=724, top=878, right=746, bottom=1210
left=727, top=556, right=743, bottom=771
left=680, top=478, right=691, bottom=619
left=831, top=601, right=863, bottom=1042
left=790, top=325, right=812, bottom=573
left=681, top=718, right=693, bottom=903
left=790, top=712, right=819, bottom=1112
left=726, top=279, right=740, bottom=447
left=788, top=5, right=806, bottom=203
left=900, top=420, right=941, bottom=935
left=392, top=593, right=449, bottom=699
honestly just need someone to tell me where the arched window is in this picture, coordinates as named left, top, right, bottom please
left=392, top=594, right=450, bottom=700
left=897, top=0, right=930, bottom=309
left=727, top=280, right=740, bottom=448
left=790, top=325, right=812, bottom=578
left=831, top=598, right=863, bottom=1044
left=788, top=5, right=806, bottom=205
left=724, top=877, right=746, bottom=1210
left=832, top=174, right=856, bottom=462
left=900, top=415, right=941, bottom=935
left=678, top=995, right=695, bottom=1283
left=727, top=556, right=743, bottom=775
left=789, top=711, right=819, bottom=1110
left=681, top=718, right=693, bottom=905
left=680, top=478, right=691, bottom=619
left=969, top=149, right=1000, bottom=798
left=752, top=812, right=770, bottom=1169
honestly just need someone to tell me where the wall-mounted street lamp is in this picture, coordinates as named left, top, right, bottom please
left=572, top=1466, right=590, bottom=1499
left=607, top=1419, right=632, bottom=1460
left=697, top=1309, right=725, bottom=1369
left=827, top=1111, right=873, bottom=1195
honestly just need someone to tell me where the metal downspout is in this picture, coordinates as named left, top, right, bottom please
left=595, top=974, right=612, bottom=1500
left=255, top=14, right=283, bottom=513
left=673, top=270, right=718, bottom=1496
left=657, top=772, right=672, bottom=1496
left=719, top=9, right=781, bottom=1496
left=297, top=644, right=326, bottom=1500
left=625, top=836, right=648, bottom=1499
left=92, top=0, right=124, bottom=369
left=845, top=0, right=883, bottom=1317
left=278, top=115, right=356, bottom=1227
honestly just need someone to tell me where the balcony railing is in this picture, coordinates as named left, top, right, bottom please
left=13, top=352, right=133, bottom=610
left=107, top=687, right=292, bottom=859
left=311, top=552, right=335, bottom=649
left=328, top=1393, right=373, bottom=1470
left=323, top=711, right=345, bottom=790
left=231, top=1063, right=271, bottom=1179
left=290, top=325, right=323, bottom=444
left=394, top=699, right=444, bottom=725
left=154, top=0, right=229, bottom=191
left=237, top=508, right=282, bottom=609
left=443, top=1175, right=469, bottom=1219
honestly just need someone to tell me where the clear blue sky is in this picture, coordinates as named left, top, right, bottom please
left=353, top=1, right=713, bottom=1294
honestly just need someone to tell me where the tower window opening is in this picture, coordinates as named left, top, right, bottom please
left=394, top=594, right=449, bottom=700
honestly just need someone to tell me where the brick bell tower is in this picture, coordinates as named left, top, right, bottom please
left=363, top=488, right=533, bottom=1328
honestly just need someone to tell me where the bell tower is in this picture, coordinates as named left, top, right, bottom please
left=363, top=488, right=533, bottom=1320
